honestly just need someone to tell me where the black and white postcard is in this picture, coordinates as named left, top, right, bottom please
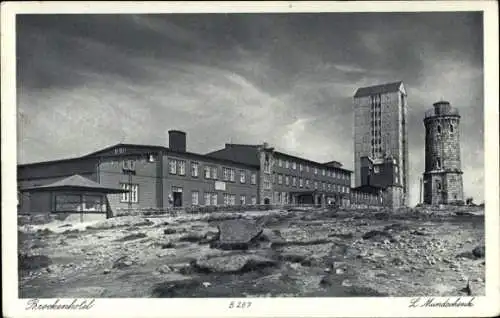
left=2, top=1, right=499, bottom=317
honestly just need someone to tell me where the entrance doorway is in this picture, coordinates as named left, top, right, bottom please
left=264, top=198, right=270, bottom=204
left=172, top=187, right=183, bottom=207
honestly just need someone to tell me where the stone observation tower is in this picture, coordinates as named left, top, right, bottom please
left=423, top=100, right=464, bottom=205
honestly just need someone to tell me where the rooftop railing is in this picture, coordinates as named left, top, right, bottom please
left=424, top=107, right=460, bottom=119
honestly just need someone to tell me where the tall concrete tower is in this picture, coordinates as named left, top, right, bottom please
left=423, top=100, right=464, bottom=205
left=353, top=81, right=409, bottom=207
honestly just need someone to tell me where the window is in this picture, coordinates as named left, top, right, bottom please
left=292, top=177, right=297, bottom=187
left=395, top=166, right=399, bottom=173
left=169, top=159, right=177, bottom=174
left=346, top=188, right=350, bottom=194
left=240, top=195, right=246, bottom=205
left=314, top=168, right=318, bottom=175
left=223, top=168, right=230, bottom=181
left=292, top=162, right=296, bottom=170
left=240, top=170, right=246, bottom=183
left=264, top=175, right=271, bottom=190
left=450, top=123, right=454, bottom=133
left=327, top=184, right=331, bottom=191
left=322, top=169, right=326, bottom=176
left=251, top=173, right=257, bottom=185
left=274, top=192, right=280, bottom=202
left=373, top=166, right=380, bottom=174
left=191, top=191, right=199, bottom=206
left=278, top=159, right=283, bottom=167
left=251, top=196, right=257, bottom=205
left=178, top=160, right=186, bottom=176
left=306, top=166, right=310, bottom=172
left=191, top=162, right=199, bottom=177
left=120, top=184, right=139, bottom=203
left=437, top=125, right=442, bottom=134
left=264, top=154, right=271, bottom=173
left=278, top=174, right=283, bottom=185
left=322, top=182, right=326, bottom=190
left=211, top=193, right=218, bottom=206
left=285, top=175, right=290, bottom=186
left=282, top=192, right=287, bottom=204
left=204, top=166, right=211, bottom=179
left=230, top=169, right=235, bottom=182
left=272, top=173, right=276, bottom=183
left=327, top=170, right=331, bottom=177
left=314, top=181, right=318, bottom=189
left=299, top=164, right=303, bottom=171
left=204, top=193, right=211, bottom=206
left=436, top=182, right=441, bottom=190
left=299, top=178, right=304, bottom=188
left=436, top=158, right=441, bottom=169
left=285, top=160, right=290, bottom=169
left=211, top=167, right=218, bottom=179
left=306, top=179, right=310, bottom=188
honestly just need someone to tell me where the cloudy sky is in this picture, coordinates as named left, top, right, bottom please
left=16, top=12, right=484, bottom=205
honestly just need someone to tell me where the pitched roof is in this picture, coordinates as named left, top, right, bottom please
left=206, top=144, right=261, bottom=167
left=354, top=81, right=403, bottom=98
left=21, top=174, right=127, bottom=193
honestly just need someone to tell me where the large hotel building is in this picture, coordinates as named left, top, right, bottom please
left=18, top=130, right=354, bottom=215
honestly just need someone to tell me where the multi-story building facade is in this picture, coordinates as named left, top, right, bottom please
left=207, top=143, right=352, bottom=207
left=423, top=100, right=464, bottom=205
left=18, top=131, right=260, bottom=214
left=353, top=81, right=409, bottom=207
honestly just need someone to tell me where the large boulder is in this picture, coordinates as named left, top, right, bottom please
left=212, top=219, right=264, bottom=250
left=193, top=254, right=277, bottom=273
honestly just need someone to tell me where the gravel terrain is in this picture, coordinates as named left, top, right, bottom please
left=18, top=206, right=485, bottom=298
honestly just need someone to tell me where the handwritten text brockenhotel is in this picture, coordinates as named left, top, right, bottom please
left=26, top=299, right=95, bottom=310
left=409, top=297, right=475, bottom=308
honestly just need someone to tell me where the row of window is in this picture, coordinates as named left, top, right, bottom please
left=199, top=192, right=257, bottom=206
left=169, top=158, right=257, bottom=184
left=271, top=174, right=350, bottom=193
left=435, top=123, right=456, bottom=134
left=275, top=158, right=349, bottom=179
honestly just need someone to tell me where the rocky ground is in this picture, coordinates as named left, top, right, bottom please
left=18, top=206, right=485, bottom=298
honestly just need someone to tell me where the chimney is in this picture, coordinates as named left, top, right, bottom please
left=168, top=130, right=186, bottom=152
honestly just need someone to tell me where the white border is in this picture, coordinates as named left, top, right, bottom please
left=2, top=1, right=499, bottom=318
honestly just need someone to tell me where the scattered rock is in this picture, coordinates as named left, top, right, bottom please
left=151, top=276, right=201, bottom=297
left=163, top=228, right=177, bottom=235
left=60, top=286, right=107, bottom=298
left=362, top=230, right=393, bottom=242
left=472, top=245, right=485, bottom=259
left=156, top=265, right=173, bottom=274
left=202, top=282, right=211, bottom=288
left=391, top=257, right=404, bottom=266
left=58, top=224, right=72, bottom=228
left=410, top=230, right=428, bottom=236
left=179, top=232, right=207, bottom=243
left=115, top=232, right=147, bottom=242
left=103, top=268, right=111, bottom=274
left=341, top=279, right=352, bottom=287
left=158, top=241, right=176, bottom=249
left=112, top=256, right=135, bottom=269
left=383, top=223, right=410, bottom=233
left=193, top=254, right=277, bottom=273
left=18, top=254, right=52, bottom=271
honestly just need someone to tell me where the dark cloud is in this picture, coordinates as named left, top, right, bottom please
left=16, top=12, right=484, bottom=205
